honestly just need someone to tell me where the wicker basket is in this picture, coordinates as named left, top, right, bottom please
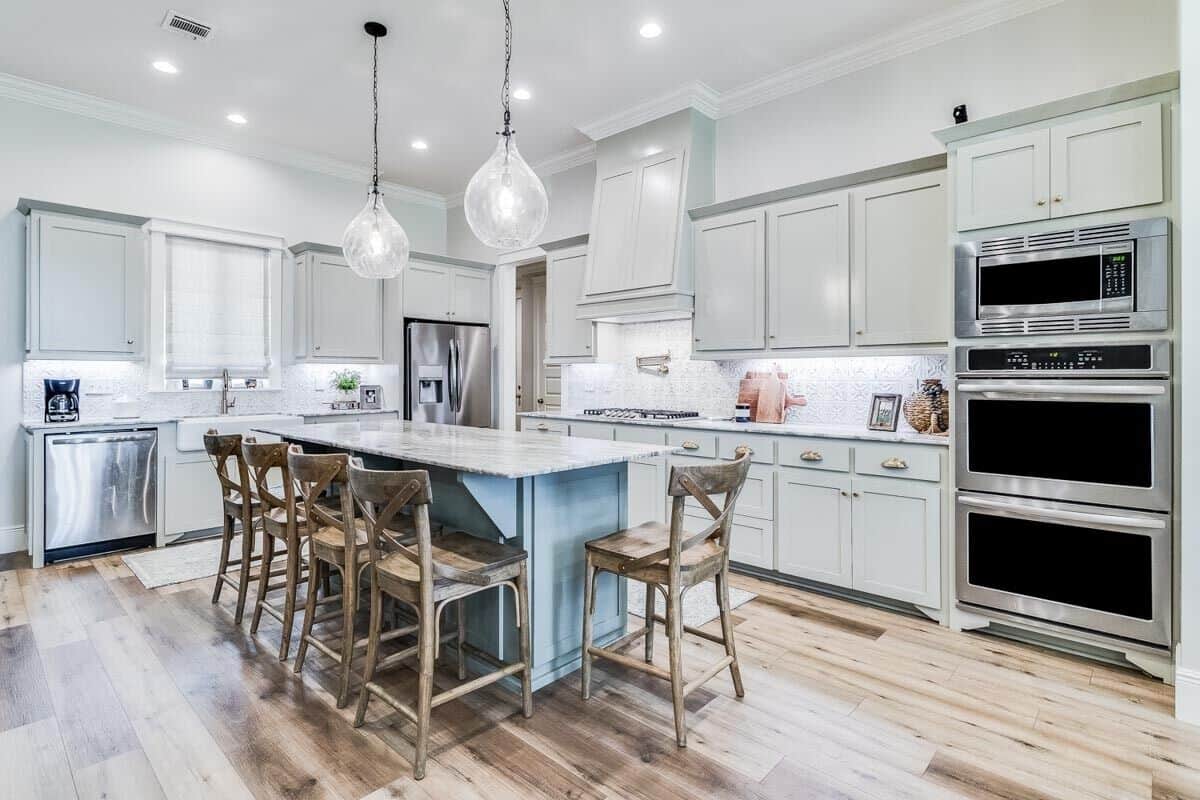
left=902, top=379, right=950, bottom=435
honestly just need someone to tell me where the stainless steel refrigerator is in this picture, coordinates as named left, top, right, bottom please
left=405, top=321, right=492, bottom=427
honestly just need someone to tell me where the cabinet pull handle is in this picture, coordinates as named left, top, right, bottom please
left=536, top=423, right=549, bottom=431
left=1053, top=195, right=1063, bottom=203
left=681, top=440, right=700, bottom=450
left=126, top=338, right=135, bottom=345
left=853, top=491, right=861, bottom=498
left=855, top=330, right=863, bottom=335
left=314, top=345, right=321, bottom=350
left=840, top=490, right=848, bottom=497
left=881, top=457, right=908, bottom=470
left=800, top=450, right=823, bottom=462
left=1037, top=199, right=1047, bottom=206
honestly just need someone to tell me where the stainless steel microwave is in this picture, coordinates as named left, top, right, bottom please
left=955, top=217, right=1169, bottom=337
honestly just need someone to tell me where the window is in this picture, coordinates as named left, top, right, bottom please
left=165, top=236, right=271, bottom=378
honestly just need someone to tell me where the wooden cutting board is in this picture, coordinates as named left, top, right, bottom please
left=737, top=371, right=806, bottom=423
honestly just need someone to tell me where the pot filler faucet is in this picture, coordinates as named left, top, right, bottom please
left=221, top=368, right=236, bottom=415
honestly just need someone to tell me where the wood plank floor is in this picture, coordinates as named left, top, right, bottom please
left=1, top=549, right=1197, bottom=800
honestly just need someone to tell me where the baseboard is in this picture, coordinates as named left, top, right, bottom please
left=0, top=525, right=27, bottom=555
left=1175, top=664, right=1200, bottom=725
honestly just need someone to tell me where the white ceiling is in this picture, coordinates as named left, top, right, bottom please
left=0, top=0, right=1017, bottom=197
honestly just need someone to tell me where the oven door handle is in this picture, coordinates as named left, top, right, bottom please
left=958, top=495, right=1167, bottom=530
left=956, top=383, right=1166, bottom=397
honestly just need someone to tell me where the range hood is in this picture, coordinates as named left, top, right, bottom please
left=576, top=110, right=715, bottom=323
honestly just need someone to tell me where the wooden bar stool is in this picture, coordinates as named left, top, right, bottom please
left=348, top=462, right=533, bottom=781
left=580, top=448, right=752, bottom=747
left=242, top=441, right=312, bottom=661
left=204, top=430, right=262, bottom=625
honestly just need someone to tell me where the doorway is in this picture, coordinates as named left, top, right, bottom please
left=515, top=263, right=560, bottom=425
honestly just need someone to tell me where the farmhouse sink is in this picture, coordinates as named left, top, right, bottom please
left=176, top=414, right=303, bottom=452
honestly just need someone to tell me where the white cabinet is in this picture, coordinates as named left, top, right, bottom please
left=777, top=469, right=853, bottom=588
left=585, top=165, right=638, bottom=296
left=293, top=248, right=384, bottom=361
left=26, top=211, right=146, bottom=359
left=545, top=245, right=594, bottom=361
left=851, top=171, right=948, bottom=346
left=628, top=458, right=667, bottom=527
left=693, top=209, right=765, bottom=351
left=403, top=259, right=492, bottom=324
left=767, top=192, right=850, bottom=348
left=850, top=477, right=940, bottom=608
left=685, top=512, right=773, bottom=571
left=955, top=103, right=1164, bottom=231
left=629, top=151, right=686, bottom=290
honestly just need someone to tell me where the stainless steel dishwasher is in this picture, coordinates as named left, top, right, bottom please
left=45, top=429, right=158, bottom=563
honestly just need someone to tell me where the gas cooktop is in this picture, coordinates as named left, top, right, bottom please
left=582, top=408, right=701, bottom=420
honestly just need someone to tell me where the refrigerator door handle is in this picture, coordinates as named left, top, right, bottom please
left=448, top=337, right=460, bottom=413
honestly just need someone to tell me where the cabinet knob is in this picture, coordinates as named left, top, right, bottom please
left=1037, top=199, right=1047, bottom=206
left=852, top=491, right=861, bottom=498
left=585, top=344, right=591, bottom=349
left=855, top=330, right=863, bottom=336
left=1053, top=195, right=1063, bottom=203
left=881, top=457, right=908, bottom=470
left=769, top=335, right=776, bottom=339
left=126, top=338, right=135, bottom=345
left=694, top=337, right=701, bottom=342
left=315, top=345, right=321, bottom=350
left=840, top=490, right=848, bottom=497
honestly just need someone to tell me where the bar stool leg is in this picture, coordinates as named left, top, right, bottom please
left=716, top=569, right=745, bottom=697
left=666, top=585, right=687, bottom=747
left=250, top=532, right=276, bottom=634
left=212, top=514, right=233, bottom=605
left=278, top=533, right=302, bottom=661
left=233, top=511, right=255, bottom=624
left=517, top=562, right=533, bottom=718
left=580, top=553, right=596, bottom=700
left=353, top=572, right=384, bottom=727
left=335, top=563, right=358, bottom=708
left=456, top=598, right=467, bottom=681
left=413, top=600, right=436, bottom=781
left=644, top=581, right=656, bottom=663
left=294, top=547, right=320, bottom=673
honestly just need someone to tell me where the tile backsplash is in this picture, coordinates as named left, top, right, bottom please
left=562, top=320, right=948, bottom=432
left=23, top=361, right=399, bottom=421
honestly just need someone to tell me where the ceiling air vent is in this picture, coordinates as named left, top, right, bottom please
left=161, top=10, right=212, bottom=40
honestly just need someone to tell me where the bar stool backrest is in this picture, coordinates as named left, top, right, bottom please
left=241, top=441, right=295, bottom=521
left=286, top=447, right=356, bottom=548
left=663, top=447, right=753, bottom=572
left=203, top=430, right=253, bottom=509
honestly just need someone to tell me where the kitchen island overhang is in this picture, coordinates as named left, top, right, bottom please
left=252, top=420, right=678, bottom=690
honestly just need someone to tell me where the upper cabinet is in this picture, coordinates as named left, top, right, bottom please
left=24, top=206, right=147, bottom=360
left=693, top=208, right=765, bottom=352
left=545, top=244, right=595, bottom=362
left=955, top=103, right=1164, bottom=231
left=292, top=245, right=384, bottom=362
left=403, top=259, right=492, bottom=324
left=768, top=192, right=850, bottom=349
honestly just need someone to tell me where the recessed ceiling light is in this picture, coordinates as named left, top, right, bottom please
left=152, top=60, right=178, bottom=74
left=512, top=87, right=532, bottom=101
left=226, top=112, right=247, bottom=125
left=411, top=139, right=429, bottom=150
left=639, top=21, right=662, bottom=39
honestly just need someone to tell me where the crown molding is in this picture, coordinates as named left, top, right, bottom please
left=534, top=142, right=598, bottom=177
left=577, top=81, right=720, bottom=140
left=0, top=71, right=447, bottom=209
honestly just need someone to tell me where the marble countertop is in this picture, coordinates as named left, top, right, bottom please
left=251, top=420, right=680, bottom=479
left=518, top=411, right=949, bottom=446
left=22, top=408, right=397, bottom=433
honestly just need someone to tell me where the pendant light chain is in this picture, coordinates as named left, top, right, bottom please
left=371, top=31, right=381, bottom=205
left=499, top=0, right=513, bottom=142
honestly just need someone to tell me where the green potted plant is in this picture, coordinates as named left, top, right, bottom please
left=330, top=369, right=362, bottom=409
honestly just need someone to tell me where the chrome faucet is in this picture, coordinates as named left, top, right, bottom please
left=221, top=368, right=236, bottom=415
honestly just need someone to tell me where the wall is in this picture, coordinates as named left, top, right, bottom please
left=0, top=95, right=448, bottom=550
left=716, top=0, right=1179, bottom=199
left=563, top=320, right=948, bottom=432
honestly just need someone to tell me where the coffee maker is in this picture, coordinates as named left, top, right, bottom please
left=44, top=379, right=80, bottom=423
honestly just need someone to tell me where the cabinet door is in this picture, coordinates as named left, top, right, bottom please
left=585, top=165, right=637, bottom=296
left=37, top=214, right=143, bottom=355
left=767, top=192, right=849, bottom=348
left=851, top=477, right=940, bottom=608
left=682, top=511, right=773, bottom=570
left=628, top=150, right=685, bottom=290
left=692, top=209, right=765, bottom=351
left=955, top=130, right=1050, bottom=231
left=776, top=469, right=852, bottom=587
left=1050, top=104, right=1163, bottom=219
left=546, top=248, right=594, bottom=359
left=852, top=171, right=948, bottom=346
left=451, top=268, right=492, bottom=323
left=628, top=458, right=667, bottom=527
left=311, top=254, right=383, bottom=359
left=403, top=261, right=451, bottom=319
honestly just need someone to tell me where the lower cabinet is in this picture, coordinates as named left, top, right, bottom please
left=627, top=457, right=667, bottom=527
left=683, top=512, right=774, bottom=570
left=777, top=470, right=853, bottom=588
left=851, top=476, right=941, bottom=608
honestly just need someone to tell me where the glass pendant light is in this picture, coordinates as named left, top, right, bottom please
left=342, top=21, right=409, bottom=279
left=464, top=0, right=548, bottom=249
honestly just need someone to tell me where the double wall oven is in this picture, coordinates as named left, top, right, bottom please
left=955, top=340, right=1172, bottom=647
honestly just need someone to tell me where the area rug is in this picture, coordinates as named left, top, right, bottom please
left=627, top=579, right=756, bottom=628
left=124, top=536, right=256, bottom=589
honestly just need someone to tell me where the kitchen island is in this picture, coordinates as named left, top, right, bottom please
left=251, top=419, right=678, bottom=690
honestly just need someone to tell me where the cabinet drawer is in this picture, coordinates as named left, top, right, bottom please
left=719, top=432, right=775, bottom=464
left=778, top=437, right=850, bottom=472
left=729, top=463, right=773, bottom=520
left=666, top=429, right=717, bottom=458
left=854, top=442, right=941, bottom=483
left=569, top=421, right=615, bottom=440
left=521, top=419, right=567, bottom=436
left=684, top=512, right=774, bottom=570
left=615, top=425, right=668, bottom=445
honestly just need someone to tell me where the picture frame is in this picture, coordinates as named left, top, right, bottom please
left=867, top=393, right=902, bottom=432
left=360, top=384, right=382, bottom=410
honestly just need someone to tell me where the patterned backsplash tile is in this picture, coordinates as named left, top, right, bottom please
left=562, top=320, right=948, bottom=432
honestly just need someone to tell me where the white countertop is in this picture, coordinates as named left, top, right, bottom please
left=250, top=420, right=680, bottom=479
left=21, top=408, right=397, bottom=433
left=518, top=411, right=949, bottom=446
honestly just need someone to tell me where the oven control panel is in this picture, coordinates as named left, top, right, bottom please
left=965, top=344, right=1155, bottom=372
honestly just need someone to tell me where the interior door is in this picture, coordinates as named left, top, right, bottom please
left=767, top=192, right=849, bottom=348
left=311, top=254, right=382, bottom=359
left=955, top=130, right=1050, bottom=231
left=692, top=208, right=765, bottom=351
left=1050, top=104, right=1163, bottom=219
